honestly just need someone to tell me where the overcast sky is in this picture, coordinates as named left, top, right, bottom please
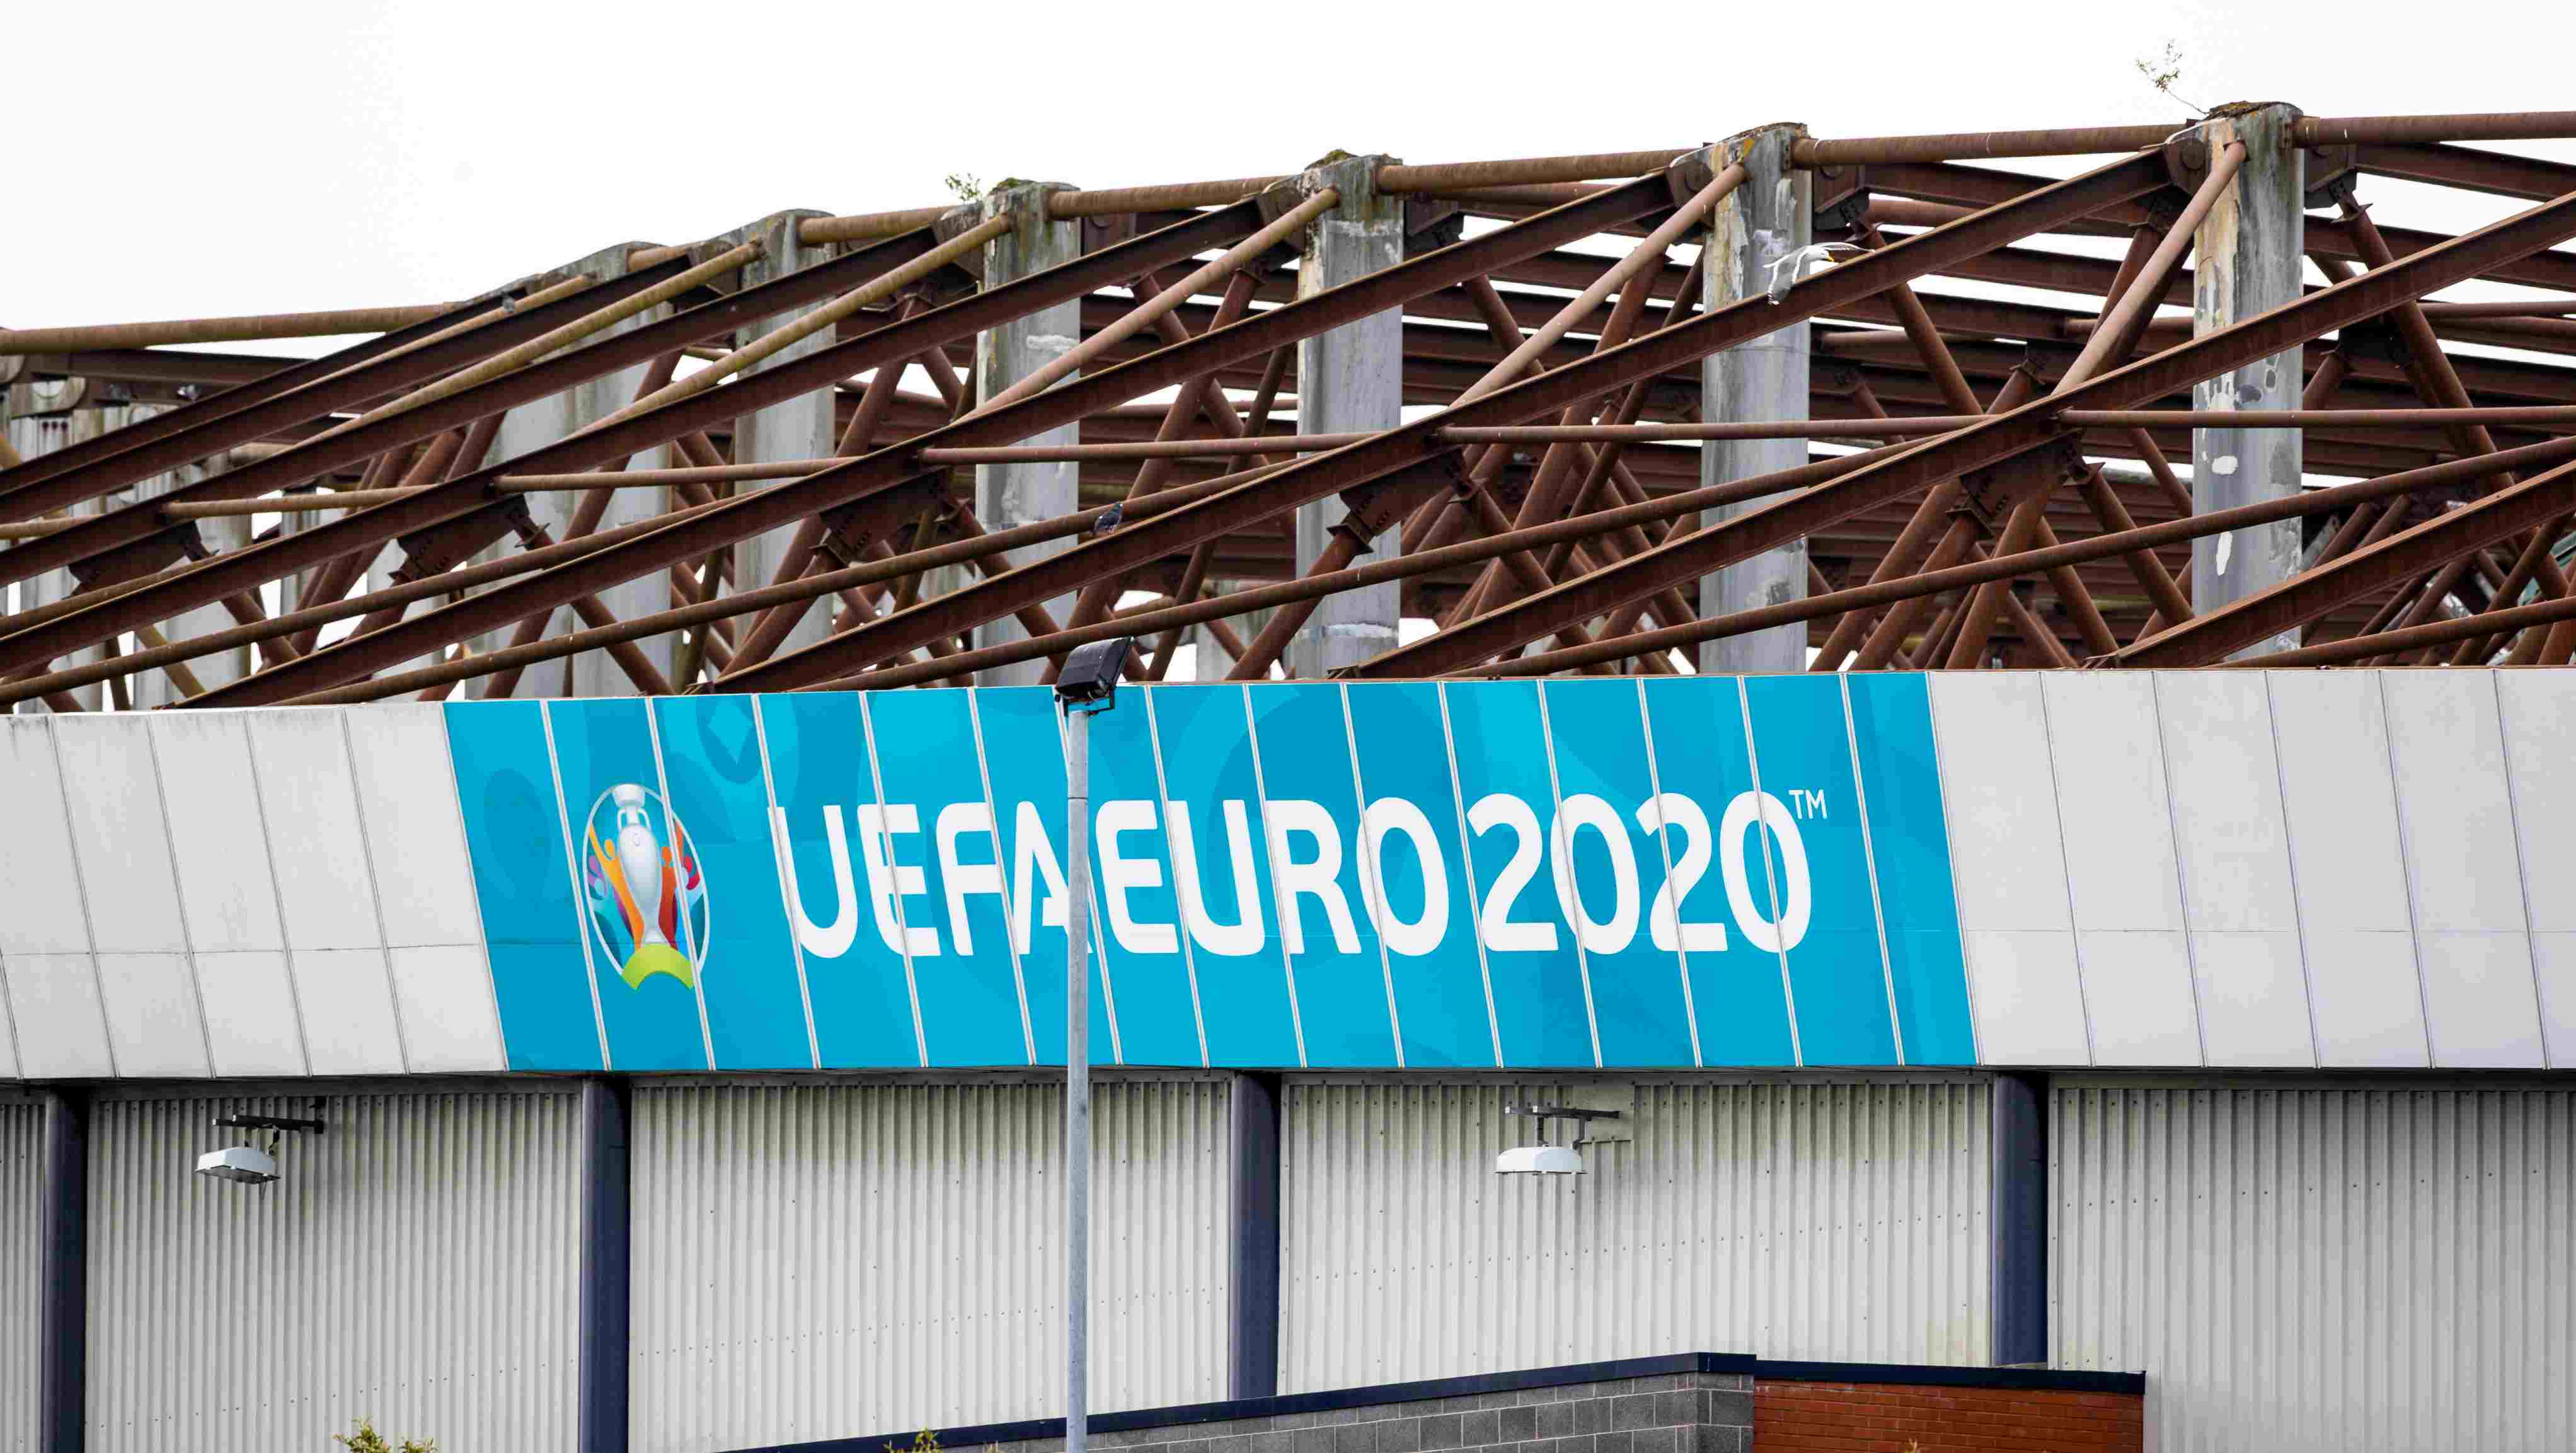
left=8, top=0, right=2569, bottom=337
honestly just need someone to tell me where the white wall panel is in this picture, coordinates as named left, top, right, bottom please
left=1279, top=1077, right=1990, bottom=1393
left=2041, top=675, right=2199, bottom=1065
left=2152, top=673, right=2311, bottom=1066
left=2264, top=672, right=2429, bottom=1067
left=2380, top=674, right=2546, bottom=1067
left=343, top=704, right=489, bottom=951
left=0, top=1096, right=44, bottom=1453
left=2, top=955, right=113, bottom=1081
left=246, top=712, right=407, bottom=1076
left=2493, top=673, right=2576, bottom=1064
left=2055, top=1081, right=2576, bottom=1453
left=85, top=1086, right=582, bottom=1453
left=0, top=718, right=99, bottom=955
left=0, top=718, right=112, bottom=1078
left=54, top=719, right=193, bottom=954
left=1929, top=675, right=2086, bottom=1064
left=91, top=955, right=209, bottom=1079
left=629, top=1077, right=1233, bottom=1453
left=384, top=946, right=505, bottom=1074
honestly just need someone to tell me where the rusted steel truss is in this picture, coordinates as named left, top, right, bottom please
left=11, top=107, right=2576, bottom=710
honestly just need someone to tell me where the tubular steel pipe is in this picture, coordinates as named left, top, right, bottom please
left=317, top=243, right=762, bottom=442
left=979, top=189, right=1338, bottom=414
left=0, top=270, right=640, bottom=519
left=1482, top=435, right=2576, bottom=677
left=2059, top=406, right=2576, bottom=430
left=1456, top=164, right=1743, bottom=406
left=796, top=207, right=955, bottom=246
left=208, top=180, right=1674, bottom=707
left=790, top=158, right=2169, bottom=693
left=1356, top=170, right=2576, bottom=678
left=1793, top=124, right=2176, bottom=168
left=604, top=215, right=1012, bottom=430
left=2227, top=592, right=2576, bottom=668
left=0, top=304, right=457, bottom=355
left=2301, top=112, right=2576, bottom=147
left=0, top=491, right=745, bottom=706
left=1375, top=151, right=1694, bottom=193
left=281, top=457, right=1306, bottom=705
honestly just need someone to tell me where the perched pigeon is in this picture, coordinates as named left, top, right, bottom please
left=1093, top=503, right=1123, bottom=534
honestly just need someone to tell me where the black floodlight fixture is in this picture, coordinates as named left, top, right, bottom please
left=1054, top=637, right=1134, bottom=712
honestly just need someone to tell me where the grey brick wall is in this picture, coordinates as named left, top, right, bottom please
left=980, top=1373, right=1756, bottom=1453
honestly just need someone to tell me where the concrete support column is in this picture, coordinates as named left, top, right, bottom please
left=1226, top=1072, right=1284, bottom=1398
left=724, top=210, right=837, bottom=666
left=1698, top=125, right=1812, bottom=675
left=38, top=1088, right=88, bottom=1453
left=1991, top=1071, right=2049, bottom=1368
left=577, top=1077, right=630, bottom=1453
left=1289, top=155, right=1403, bottom=679
left=974, top=181, right=1083, bottom=686
left=479, top=242, right=677, bottom=696
left=2190, top=104, right=2305, bottom=655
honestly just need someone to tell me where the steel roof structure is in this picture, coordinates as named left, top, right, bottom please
left=9, top=104, right=2576, bottom=706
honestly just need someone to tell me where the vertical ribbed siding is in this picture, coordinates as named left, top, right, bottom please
left=628, top=1077, right=1233, bottom=1453
left=0, top=1099, right=44, bottom=1453
left=83, top=1088, right=583, bottom=1453
left=2053, top=1083, right=2576, bottom=1453
left=1279, top=1078, right=1991, bottom=1393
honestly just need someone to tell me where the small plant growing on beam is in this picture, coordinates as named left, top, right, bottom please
left=2134, top=40, right=2207, bottom=115
left=333, top=1416, right=434, bottom=1453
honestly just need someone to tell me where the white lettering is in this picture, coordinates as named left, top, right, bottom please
left=935, top=801, right=1004, bottom=956
left=772, top=806, right=859, bottom=959
left=1167, top=800, right=1267, bottom=956
left=858, top=803, right=939, bottom=956
left=1359, top=797, right=1448, bottom=957
left=1637, top=793, right=1727, bottom=953
left=1264, top=798, right=1360, bottom=955
left=1466, top=793, right=1558, bottom=952
left=1096, top=799, right=1179, bottom=955
left=1009, top=801, right=1071, bottom=954
left=1719, top=790, right=1812, bottom=953
left=1550, top=793, right=1640, bottom=954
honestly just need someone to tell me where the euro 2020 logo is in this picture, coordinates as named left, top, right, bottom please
left=582, top=783, right=711, bottom=991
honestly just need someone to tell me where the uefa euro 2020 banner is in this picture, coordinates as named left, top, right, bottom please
left=445, top=675, right=1974, bottom=1073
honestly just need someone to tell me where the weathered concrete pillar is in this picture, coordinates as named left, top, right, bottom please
left=1698, top=125, right=1812, bottom=675
left=2191, top=104, right=2304, bottom=655
left=1289, top=154, right=1403, bottom=679
left=473, top=241, right=677, bottom=696
left=973, top=181, right=1083, bottom=687
left=723, top=210, right=837, bottom=665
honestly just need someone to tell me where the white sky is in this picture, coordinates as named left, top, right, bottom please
left=8, top=0, right=2572, bottom=334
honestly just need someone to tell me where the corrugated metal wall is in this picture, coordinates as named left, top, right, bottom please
left=83, top=1086, right=584, bottom=1453
left=1278, top=1077, right=1991, bottom=1392
left=629, top=1076, right=1234, bottom=1453
left=0, top=1096, right=44, bottom=1453
left=2053, top=1081, right=2576, bottom=1452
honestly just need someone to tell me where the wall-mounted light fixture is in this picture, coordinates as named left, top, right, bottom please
left=195, top=1111, right=325, bottom=1187
left=1495, top=1099, right=1624, bottom=1176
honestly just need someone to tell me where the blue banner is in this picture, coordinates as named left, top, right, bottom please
left=446, top=679, right=1971, bottom=1072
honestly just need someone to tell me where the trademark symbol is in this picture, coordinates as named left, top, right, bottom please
left=1789, top=788, right=1829, bottom=820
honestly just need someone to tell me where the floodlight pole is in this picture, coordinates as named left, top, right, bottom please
left=1062, top=695, right=1094, bottom=1453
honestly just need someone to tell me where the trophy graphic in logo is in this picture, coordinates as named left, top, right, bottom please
left=582, top=783, right=711, bottom=990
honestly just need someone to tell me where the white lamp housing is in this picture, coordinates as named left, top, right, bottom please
left=1494, top=1144, right=1585, bottom=1176
left=195, top=1145, right=280, bottom=1186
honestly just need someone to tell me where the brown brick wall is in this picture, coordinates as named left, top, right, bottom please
left=1753, top=1379, right=2143, bottom=1453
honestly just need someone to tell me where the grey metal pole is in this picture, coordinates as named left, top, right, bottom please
left=1062, top=702, right=1092, bottom=1453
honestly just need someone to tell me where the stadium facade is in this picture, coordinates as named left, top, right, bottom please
left=3, top=669, right=2572, bottom=1453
